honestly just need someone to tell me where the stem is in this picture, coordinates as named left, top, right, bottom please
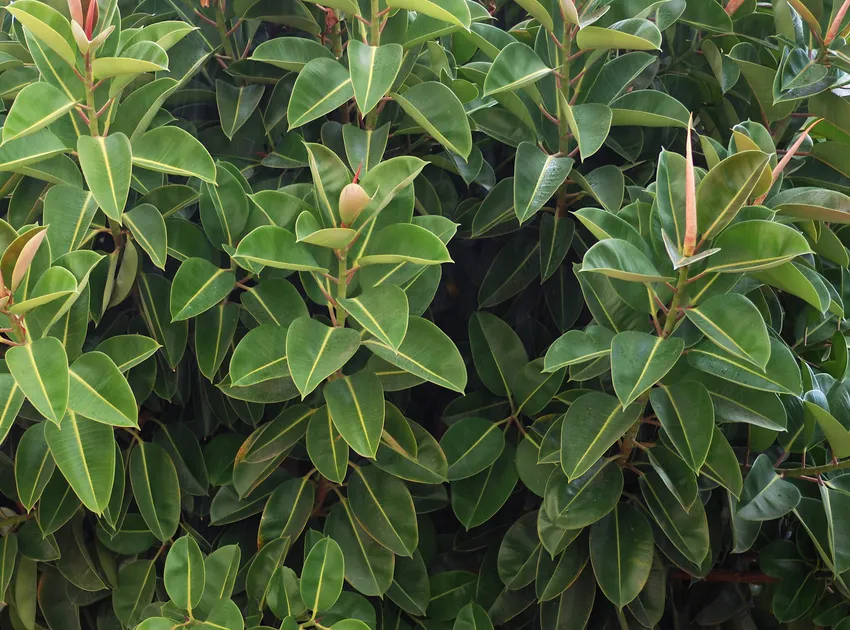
left=0, top=514, right=29, bottom=530
left=108, top=218, right=124, bottom=250
left=335, top=254, right=348, bottom=326
left=330, top=11, right=344, bottom=59
left=215, top=4, right=237, bottom=61
left=84, top=53, right=99, bottom=136
left=369, top=0, right=380, bottom=45
left=364, top=0, right=381, bottom=129
left=558, top=24, right=573, bottom=155
left=662, top=267, right=689, bottom=337
left=781, top=458, right=850, bottom=477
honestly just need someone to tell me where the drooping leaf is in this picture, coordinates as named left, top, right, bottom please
left=7, top=336, right=68, bottom=425
left=513, top=143, right=573, bottom=224
left=77, top=133, right=132, bottom=223
left=392, top=82, right=472, bottom=159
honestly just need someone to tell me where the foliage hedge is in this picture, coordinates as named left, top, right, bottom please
left=3, top=0, right=850, bottom=628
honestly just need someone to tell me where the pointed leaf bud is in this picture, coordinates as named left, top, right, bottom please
left=338, top=183, right=371, bottom=225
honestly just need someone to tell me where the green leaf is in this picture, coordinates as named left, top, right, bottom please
left=324, top=369, right=384, bottom=458
left=124, top=203, right=167, bottom=269
left=483, top=43, right=551, bottom=100
left=7, top=336, right=68, bottom=425
left=338, top=285, right=408, bottom=351
left=287, top=58, right=353, bottom=129
left=539, top=567, right=596, bottom=629
left=468, top=311, right=527, bottom=398
left=200, top=162, right=249, bottom=250
left=453, top=442, right=518, bottom=529
left=513, top=143, right=572, bottom=224
left=536, top=532, right=589, bottom=602
left=590, top=503, right=654, bottom=608
left=544, top=460, right=623, bottom=529
left=611, top=332, right=683, bottom=406
left=0, top=374, right=23, bottom=448
left=132, top=126, right=216, bottom=184
left=43, top=186, right=98, bottom=260
left=6, top=0, right=76, bottom=67
left=640, top=468, right=710, bottom=565
left=0, top=129, right=67, bottom=172
left=349, top=464, right=417, bottom=556
left=229, top=324, right=289, bottom=387
left=704, top=221, right=811, bottom=274
left=91, top=42, right=169, bottom=78
left=234, top=226, right=327, bottom=273
left=250, top=37, right=334, bottom=71
left=560, top=392, right=643, bottom=480
left=287, top=317, right=360, bottom=397
left=44, top=411, right=114, bottom=514
left=2, top=82, right=76, bottom=143
left=129, top=441, right=180, bottom=542
left=562, top=102, right=612, bottom=161
left=650, top=382, right=714, bottom=471
left=216, top=80, right=264, bottom=140
left=386, top=0, right=471, bottom=29
left=357, top=223, right=452, bottom=266
left=804, top=401, right=850, bottom=458
left=268, top=568, right=306, bottom=620
left=609, top=91, right=689, bottom=128
left=306, top=406, right=348, bottom=483
left=497, top=511, right=541, bottom=590
left=301, top=537, right=345, bottom=612
left=77, top=133, right=132, bottom=224
left=688, top=337, right=802, bottom=395
left=259, top=476, right=314, bottom=546
left=544, top=327, right=613, bottom=371
left=15, top=422, right=54, bottom=512
left=348, top=41, right=403, bottom=116
left=392, top=82, right=472, bottom=159
left=441, top=417, right=504, bottom=481
left=685, top=293, right=770, bottom=368
left=375, top=416, right=448, bottom=484
left=68, top=351, right=138, bottom=427
left=169, top=258, right=235, bottom=321
left=582, top=238, right=674, bottom=283
left=576, top=19, right=662, bottom=51
left=737, top=454, right=801, bottom=521
left=696, top=151, right=771, bottom=240
left=364, top=316, right=467, bottom=392
left=164, top=535, right=205, bottom=614
left=138, top=273, right=188, bottom=369
left=111, top=78, right=180, bottom=142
